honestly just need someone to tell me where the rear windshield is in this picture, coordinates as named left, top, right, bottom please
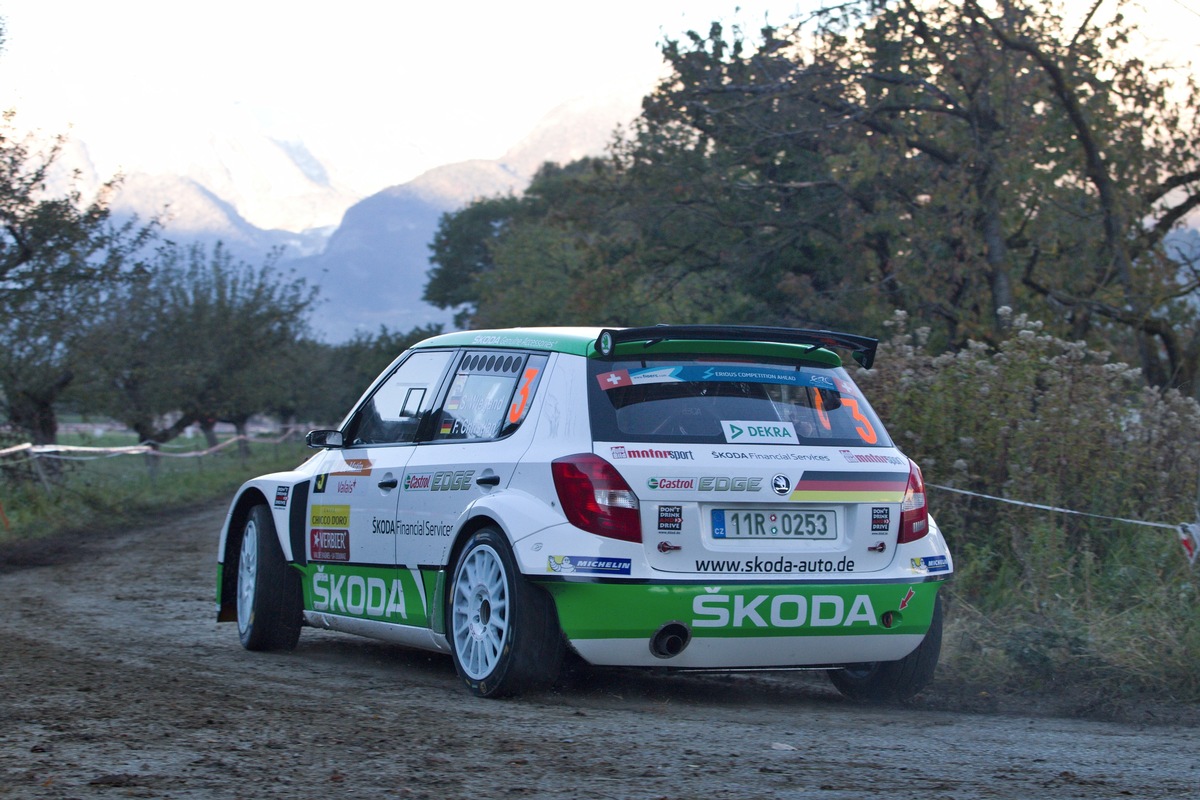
left=588, top=356, right=892, bottom=448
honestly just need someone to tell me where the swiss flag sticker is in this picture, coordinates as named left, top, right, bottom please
left=596, top=370, right=632, bottom=390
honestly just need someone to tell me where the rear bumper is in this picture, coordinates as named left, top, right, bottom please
left=536, top=577, right=944, bottom=668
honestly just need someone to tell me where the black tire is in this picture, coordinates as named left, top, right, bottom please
left=827, top=594, right=944, bottom=703
left=447, top=527, right=563, bottom=698
left=235, top=504, right=302, bottom=651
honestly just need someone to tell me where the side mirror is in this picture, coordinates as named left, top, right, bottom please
left=306, top=429, right=344, bottom=449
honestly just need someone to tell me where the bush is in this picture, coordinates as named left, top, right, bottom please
left=858, top=310, right=1200, bottom=700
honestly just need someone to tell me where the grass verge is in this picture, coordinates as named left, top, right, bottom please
left=0, top=433, right=311, bottom=545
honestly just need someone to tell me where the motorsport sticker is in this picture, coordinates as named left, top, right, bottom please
left=720, top=421, right=799, bottom=445
left=658, top=505, right=683, bottom=532
left=274, top=485, right=290, bottom=508
left=547, top=556, right=632, bottom=576
left=310, top=529, right=350, bottom=561
left=611, top=446, right=695, bottom=460
left=871, top=506, right=890, bottom=532
left=840, top=449, right=905, bottom=466
left=311, top=504, right=350, bottom=528
left=910, top=555, right=950, bottom=573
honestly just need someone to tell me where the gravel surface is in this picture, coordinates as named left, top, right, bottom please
left=1, top=505, right=1197, bottom=799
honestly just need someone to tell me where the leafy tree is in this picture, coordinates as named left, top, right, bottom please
left=74, top=243, right=315, bottom=453
left=0, top=112, right=157, bottom=444
left=632, top=0, right=1200, bottom=386
left=425, top=194, right=522, bottom=327
left=425, top=159, right=662, bottom=327
left=300, top=324, right=445, bottom=426
left=70, top=264, right=183, bottom=446
left=429, top=1, right=1200, bottom=393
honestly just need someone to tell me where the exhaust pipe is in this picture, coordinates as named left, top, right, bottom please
left=649, top=622, right=691, bottom=659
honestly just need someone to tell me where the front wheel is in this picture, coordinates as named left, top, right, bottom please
left=448, top=527, right=563, bottom=698
left=827, top=594, right=944, bottom=703
left=236, top=504, right=302, bottom=651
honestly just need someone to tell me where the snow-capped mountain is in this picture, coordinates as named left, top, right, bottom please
left=86, top=93, right=641, bottom=340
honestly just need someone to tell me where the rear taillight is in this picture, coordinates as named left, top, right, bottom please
left=897, top=459, right=929, bottom=544
left=551, top=454, right=642, bottom=543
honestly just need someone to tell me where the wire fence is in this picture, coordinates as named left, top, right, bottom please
left=928, top=483, right=1200, bottom=568
left=0, top=429, right=310, bottom=533
left=4, top=428, right=1196, bottom=566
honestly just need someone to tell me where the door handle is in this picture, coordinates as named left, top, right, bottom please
left=475, top=475, right=500, bottom=486
left=378, top=477, right=399, bottom=490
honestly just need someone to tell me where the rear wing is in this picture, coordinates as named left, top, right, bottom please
left=594, top=325, right=878, bottom=369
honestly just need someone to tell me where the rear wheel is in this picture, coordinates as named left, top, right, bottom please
left=448, top=527, right=563, bottom=698
left=236, top=504, right=302, bottom=651
left=827, top=594, right=943, bottom=703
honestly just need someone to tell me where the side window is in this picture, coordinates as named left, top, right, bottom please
left=345, top=351, right=453, bottom=445
left=432, top=352, right=548, bottom=442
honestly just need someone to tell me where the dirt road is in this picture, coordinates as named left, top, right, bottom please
left=1, top=506, right=1196, bottom=799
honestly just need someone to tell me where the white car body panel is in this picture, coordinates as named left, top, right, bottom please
left=217, top=326, right=953, bottom=681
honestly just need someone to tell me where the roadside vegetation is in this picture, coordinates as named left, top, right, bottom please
left=863, top=312, right=1200, bottom=706
left=2, top=1, right=1199, bottom=707
left=0, top=430, right=311, bottom=544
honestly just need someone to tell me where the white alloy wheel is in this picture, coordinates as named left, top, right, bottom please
left=236, top=516, right=260, bottom=635
left=451, top=543, right=511, bottom=680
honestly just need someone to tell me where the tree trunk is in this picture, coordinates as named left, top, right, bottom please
left=4, top=369, right=73, bottom=446
left=234, top=419, right=251, bottom=460
left=199, top=418, right=220, bottom=450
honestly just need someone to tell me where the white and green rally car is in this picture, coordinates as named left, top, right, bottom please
left=216, top=325, right=952, bottom=700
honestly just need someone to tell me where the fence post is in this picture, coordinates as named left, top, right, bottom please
left=144, top=449, right=160, bottom=484
left=31, top=454, right=53, bottom=493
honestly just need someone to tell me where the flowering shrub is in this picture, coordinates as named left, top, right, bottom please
left=858, top=310, right=1200, bottom=699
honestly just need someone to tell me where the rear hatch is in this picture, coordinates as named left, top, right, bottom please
left=587, top=342, right=911, bottom=576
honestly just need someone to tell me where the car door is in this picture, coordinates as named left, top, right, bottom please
left=305, top=349, right=453, bottom=627
left=397, top=349, right=549, bottom=568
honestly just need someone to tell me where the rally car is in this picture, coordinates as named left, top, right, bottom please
left=217, top=325, right=952, bottom=700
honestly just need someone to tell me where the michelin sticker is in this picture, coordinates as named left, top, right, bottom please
left=911, top=555, right=950, bottom=573
left=547, top=556, right=632, bottom=576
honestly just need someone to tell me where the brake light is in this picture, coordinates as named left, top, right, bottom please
left=551, top=454, right=642, bottom=543
left=897, top=459, right=929, bottom=544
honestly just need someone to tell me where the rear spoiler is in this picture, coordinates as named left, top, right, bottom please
left=594, top=325, right=878, bottom=369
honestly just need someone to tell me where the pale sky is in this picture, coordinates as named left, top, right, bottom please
left=0, top=1, right=1195, bottom=217
left=0, top=1, right=810, bottom=196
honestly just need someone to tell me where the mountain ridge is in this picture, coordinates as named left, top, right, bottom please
left=91, top=93, right=641, bottom=341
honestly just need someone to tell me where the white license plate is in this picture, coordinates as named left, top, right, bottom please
left=711, top=509, right=837, bottom=540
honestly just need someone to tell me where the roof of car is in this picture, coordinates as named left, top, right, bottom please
left=412, top=328, right=603, bottom=356
left=411, top=326, right=878, bottom=368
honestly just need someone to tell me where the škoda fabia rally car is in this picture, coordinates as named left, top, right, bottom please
left=216, top=325, right=952, bottom=699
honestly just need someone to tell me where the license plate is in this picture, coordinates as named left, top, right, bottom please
left=711, top=509, right=837, bottom=539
